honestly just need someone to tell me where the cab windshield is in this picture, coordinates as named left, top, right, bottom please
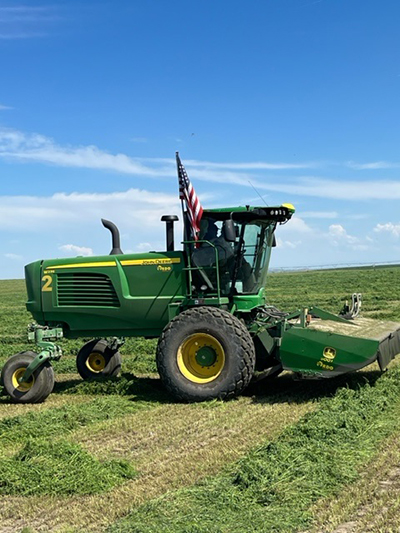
left=190, top=215, right=275, bottom=296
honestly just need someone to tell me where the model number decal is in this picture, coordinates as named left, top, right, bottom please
left=42, top=274, right=53, bottom=292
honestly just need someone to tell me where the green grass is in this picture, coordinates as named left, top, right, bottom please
left=108, top=366, right=400, bottom=533
left=267, top=266, right=400, bottom=320
left=0, top=269, right=400, bottom=532
left=0, top=439, right=136, bottom=496
left=0, top=395, right=163, bottom=446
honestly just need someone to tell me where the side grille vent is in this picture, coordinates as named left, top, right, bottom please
left=57, top=272, right=120, bottom=307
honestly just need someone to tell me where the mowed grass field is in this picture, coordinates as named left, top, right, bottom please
left=0, top=267, right=400, bottom=532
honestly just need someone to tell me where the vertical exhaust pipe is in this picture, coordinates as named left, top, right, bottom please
left=101, top=219, right=123, bottom=255
left=161, top=215, right=179, bottom=251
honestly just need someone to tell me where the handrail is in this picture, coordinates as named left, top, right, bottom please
left=182, top=239, right=222, bottom=300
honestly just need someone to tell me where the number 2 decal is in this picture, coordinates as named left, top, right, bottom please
left=42, top=274, right=53, bottom=292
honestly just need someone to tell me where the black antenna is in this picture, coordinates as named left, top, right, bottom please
left=248, top=180, right=268, bottom=207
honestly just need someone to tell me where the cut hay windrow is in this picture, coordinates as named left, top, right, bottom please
left=107, top=365, right=400, bottom=533
left=1, top=269, right=400, bottom=532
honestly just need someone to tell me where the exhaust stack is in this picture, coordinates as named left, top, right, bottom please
left=101, top=219, right=123, bottom=255
left=161, top=215, right=179, bottom=251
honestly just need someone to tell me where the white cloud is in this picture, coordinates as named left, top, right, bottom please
left=328, top=224, right=358, bottom=245
left=280, top=216, right=312, bottom=233
left=276, top=238, right=301, bottom=249
left=0, top=128, right=318, bottom=184
left=136, top=242, right=152, bottom=251
left=2, top=127, right=400, bottom=202
left=0, top=128, right=163, bottom=177
left=0, top=32, right=46, bottom=39
left=130, top=137, right=148, bottom=143
left=0, top=6, right=58, bottom=39
left=0, top=188, right=181, bottom=234
left=254, top=177, right=400, bottom=201
left=347, top=161, right=400, bottom=170
left=4, top=253, right=23, bottom=260
left=59, top=244, right=94, bottom=257
left=374, top=222, right=400, bottom=238
left=179, top=159, right=318, bottom=170
left=0, top=104, right=13, bottom=110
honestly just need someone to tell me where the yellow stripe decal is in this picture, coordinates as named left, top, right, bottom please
left=121, top=258, right=181, bottom=266
left=49, top=261, right=116, bottom=270
left=45, top=257, right=181, bottom=270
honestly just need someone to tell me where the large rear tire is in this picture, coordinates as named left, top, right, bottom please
left=1, top=351, right=55, bottom=404
left=156, top=307, right=255, bottom=402
left=76, top=339, right=122, bottom=380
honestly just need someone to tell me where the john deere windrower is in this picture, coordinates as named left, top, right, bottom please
left=2, top=176, right=400, bottom=403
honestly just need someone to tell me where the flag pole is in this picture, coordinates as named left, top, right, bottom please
left=176, top=152, right=188, bottom=244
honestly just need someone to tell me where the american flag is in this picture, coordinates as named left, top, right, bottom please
left=176, top=152, right=203, bottom=241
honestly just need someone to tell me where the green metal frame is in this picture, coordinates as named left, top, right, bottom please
left=19, top=325, right=63, bottom=384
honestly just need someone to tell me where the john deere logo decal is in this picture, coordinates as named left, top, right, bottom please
left=323, top=347, right=336, bottom=361
left=317, top=347, right=337, bottom=371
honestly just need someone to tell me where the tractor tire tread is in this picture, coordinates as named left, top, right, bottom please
left=1, top=351, right=55, bottom=404
left=76, top=339, right=122, bottom=380
left=156, top=306, right=255, bottom=402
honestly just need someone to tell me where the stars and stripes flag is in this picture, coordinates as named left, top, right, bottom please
left=176, top=152, right=203, bottom=241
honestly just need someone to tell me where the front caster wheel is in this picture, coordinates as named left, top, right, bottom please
left=76, top=339, right=122, bottom=380
left=1, top=351, right=55, bottom=404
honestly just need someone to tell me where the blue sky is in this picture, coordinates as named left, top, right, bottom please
left=1, top=0, right=400, bottom=278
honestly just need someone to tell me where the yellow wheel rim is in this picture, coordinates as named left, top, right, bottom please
left=177, top=333, right=225, bottom=384
left=86, top=352, right=106, bottom=373
left=11, top=368, right=35, bottom=392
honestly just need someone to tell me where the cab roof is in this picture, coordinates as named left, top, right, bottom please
left=203, top=204, right=295, bottom=223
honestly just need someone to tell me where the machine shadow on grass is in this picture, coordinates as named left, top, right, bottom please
left=44, top=368, right=385, bottom=408
left=53, top=373, right=173, bottom=403
left=246, top=368, right=383, bottom=404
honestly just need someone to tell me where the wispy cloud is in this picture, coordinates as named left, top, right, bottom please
left=4, top=252, right=23, bottom=260
left=0, top=104, right=13, bottom=110
left=0, top=127, right=316, bottom=183
left=0, top=32, right=46, bottom=39
left=347, top=161, right=400, bottom=170
left=140, top=156, right=317, bottom=170
left=276, top=237, right=302, bottom=249
left=2, top=128, right=400, bottom=202
left=0, top=188, right=181, bottom=233
left=59, top=244, right=94, bottom=257
left=0, top=128, right=166, bottom=177
left=252, top=177, right=400, bottom=200
left=0, top=5, right=59, bottom=39
left=180, top=159, right=317, bottom=170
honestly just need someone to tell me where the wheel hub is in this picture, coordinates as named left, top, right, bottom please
left=11, top=368, right=34, bottom=392
left=177, top=333, right=225, bottom=384
left=86, top=352, right=106, bottom=373
left=195, top=346, right=217, bottom=367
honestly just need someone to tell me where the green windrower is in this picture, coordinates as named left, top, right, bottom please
left=1, top=176, right=400, bottom=403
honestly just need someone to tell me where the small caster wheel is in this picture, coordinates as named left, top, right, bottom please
left=1, top=351, right=55, bottom=404
left=76, top=339, right=122, bottom=380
